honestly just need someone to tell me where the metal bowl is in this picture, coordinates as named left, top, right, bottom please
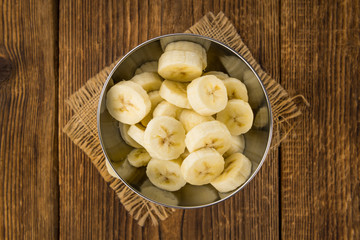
left=97, top=33, right=273, bottom=208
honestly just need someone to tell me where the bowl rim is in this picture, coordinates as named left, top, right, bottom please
left=97, top=33, right=273, bottom=209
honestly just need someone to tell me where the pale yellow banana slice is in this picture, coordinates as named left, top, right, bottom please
left=140, top=90, right=163, bottom=126
left=144, top=116, right=186, bottom=160
left=253, top=106, right=269, bottom=128
left=165, top=41, right=207, bottom=69
left=180, top=148, right=190, bottom=159
left=159, top=80, right=191, bottom=109
left=178, top=109, right=214, bottom=132
left=158, top=50, right=203, bottom=82
left=187, top=75, right=228, bottom=116
left=131, top=72, right=162, bottom=92
left=127, top=148, right=151, bottom=167
left=210, top=153, right=252, bottom=192
left=105, top=159, right=120, bottom=179
left=185, top=121, right=232, bottom=155
left=203, top=71, right=229, bottom=80
left=106, top=81, right=151, bottom=124
left=140, top=180, right=179, bottom=205
left=135, top=61, right=158, bottom=75
left=181, top=184, right=219, bottom=206
left=216, top=99, right=254, bottom=135
left=127, top=124, right=145, bottom=147
left=146, top=158, right=186, bottom=191
left=223, top=77, right=248, bottom=102
left=152, top=100, right=182, bottom=119
left=224, top=135, right=245, bottom=157
left=181, top=148, right=224, bottom=185
left=118, top=123, right=142, bottom=148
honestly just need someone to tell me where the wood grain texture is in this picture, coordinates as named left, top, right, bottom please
left=280, top=0, right=360, bottom=239
left=0, top=0, right=58, bottom=239
left=1, top=0, right=359, bottom=239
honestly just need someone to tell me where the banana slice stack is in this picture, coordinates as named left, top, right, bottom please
left=105, top=40, right=257, bottom=198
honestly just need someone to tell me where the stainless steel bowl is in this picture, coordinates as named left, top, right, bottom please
left=97, top=33, right=273, bottom=208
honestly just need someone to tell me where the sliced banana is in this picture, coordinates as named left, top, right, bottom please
left=210, top=153, right=252, bottom=192
left=224, top=135, right=245, bottom=157
left=185, top=121, right=232, bottom=155
left=131, top=72, right=163, bottom=92
left=106, top=81, right=151, bottom=124
left=127, top=148, right=151, bottom=167
left=178, top=109, right=214, bottom=132
left=105, top=159, right=120, bottom=179
left=144, top=116, right=186, bottom=160
left=135, top=61, right=158, bottom=75
left=216, top=99, right=254, bottom=135
left=140, top=90, right=163, bottom=126
left=118, top=123, right=142, bottom=148
left=180, top=148, right=190, bottom=159
left=187, top=75, right=228, bottom=116
left=165, top=41, right=207, bottom=69
left=181, top=184, right=219, bottom=206
left=203, top=71, right=229, bottom=80
left=181, top=148, right=224, bottom=185
left=106, top=158, right=142, bottom=183
left=223, top=77, right=248, bottom=102
left=253, top=106, right=269, bottom=128
left=127, top=124, right=145, bottom=147
left=159, top=80, right=191, bottom=109
left=152, top=100, right=182, bottom=119
left=140, top=180, right=179, bottom=205
left=146, top=158, right=186, bottom=191
left=158, top=50, right=203, bottom=82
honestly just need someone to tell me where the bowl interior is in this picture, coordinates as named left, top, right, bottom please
left=98, top=34, right=272, bottom=208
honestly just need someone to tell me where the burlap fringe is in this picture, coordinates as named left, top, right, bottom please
left=63, top=11, right=305, bottom=227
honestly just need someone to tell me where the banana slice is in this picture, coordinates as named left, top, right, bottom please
left=127, top=124, right=145, bottom=147
left=146, top=158, right=186, bottom=191
left=253, top=106, right=269, bottom=128
left=106, top=81, right=151, bottom=124
left=223, top=77, right=248, bottom=102
left=159, top=80, right=191, bottom=109
left=106, top=158, right=142, bottom=183
left=181, top=148, right=224, bottom=185
left=180, top=148, right=190, bottom=159
left=185, top=121, right=232, bottom=155
left=131, top=72, right=162, bottom=92
left=127, top=148, right=151, bottom=167
left=140, top=180, right=179, bottom=205
left=105, top=159, right=120, bottom=179
left=118, top=123, right=142, bottom=148
left=224, top=135, right=245, bottom=157
left=135, top=61, right=158, bottom=75
left=216, top=99, right=254, bottom=135
left=158, top=50, right=203, bottom=82
left=210, top=153, right=252, bottom=192
left=203, top=71, right=229, bottom=80
left=144, top=116, right=186, bottom=160
left=181, top=184, right=218, bottom=206
left=164, top=41, right=207, bottom=69
left=178, top=109, right=214, bottom=132
left=152, top=100, right=182, bottom=119
left=140, top=90, right=163, bottom=126
left=187, top=75, right=228, bottom=116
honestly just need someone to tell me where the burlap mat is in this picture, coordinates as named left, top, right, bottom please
left=63, top=12, right=304, bottom=227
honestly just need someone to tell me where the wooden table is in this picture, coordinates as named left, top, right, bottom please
left=0, top=0, right=359, bottom=239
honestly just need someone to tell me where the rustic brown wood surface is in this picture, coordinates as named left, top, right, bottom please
left=0, top=0, right=358, bottom=239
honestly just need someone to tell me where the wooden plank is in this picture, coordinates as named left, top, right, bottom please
left=280, top=0, right=360, bottom=239
left=59, top=0, right=280, bottom=239
left=0, top=0, right=59, bottom=239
